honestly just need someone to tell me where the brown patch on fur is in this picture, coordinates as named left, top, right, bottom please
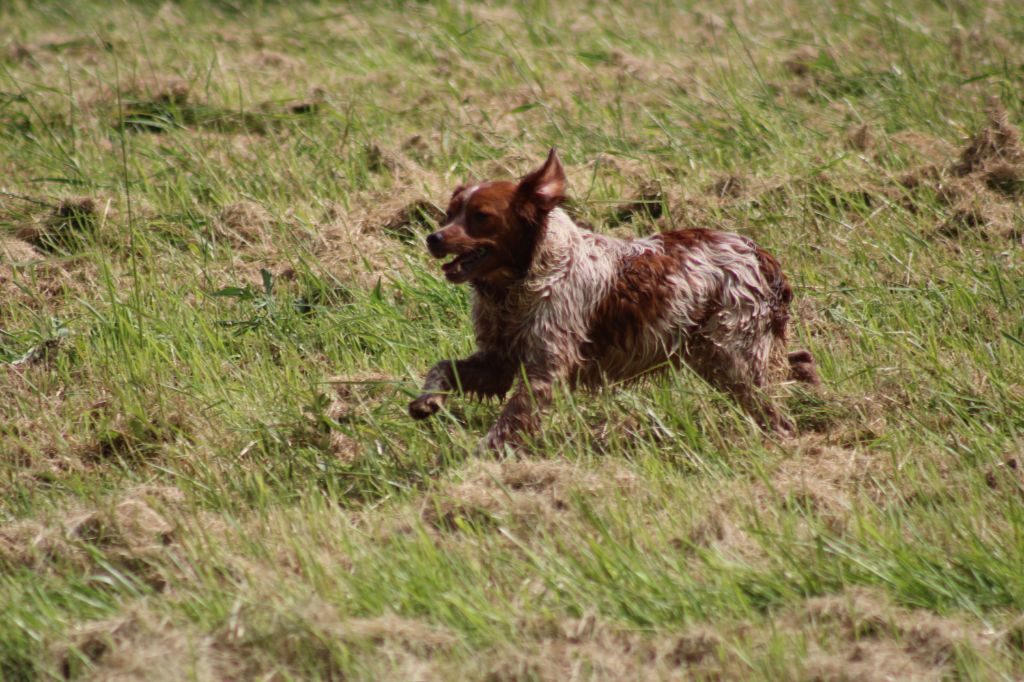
left=584, top=230, right=715, bottom=355
left=421, top=460, right=638, bottom=532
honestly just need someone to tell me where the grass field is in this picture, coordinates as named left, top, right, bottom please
left=2, top=0, right=1023, bottom=679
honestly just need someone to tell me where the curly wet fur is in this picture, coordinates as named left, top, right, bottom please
left=410, top=150, right=817, bottom=450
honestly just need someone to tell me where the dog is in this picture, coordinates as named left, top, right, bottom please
left=409, top=149, right=818, bottom=451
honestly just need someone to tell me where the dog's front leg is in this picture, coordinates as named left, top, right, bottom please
left=480, top=368, right=554, bottom=453
left=409, top=351, right=514, bottom=420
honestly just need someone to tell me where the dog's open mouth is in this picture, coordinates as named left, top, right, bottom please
left=442, top=247, right=489, bottom=280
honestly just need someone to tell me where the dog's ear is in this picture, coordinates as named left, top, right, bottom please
left=516, top=148, right=565, bottom=212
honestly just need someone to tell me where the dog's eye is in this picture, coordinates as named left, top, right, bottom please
left=470, top=210, right=491, bottom=224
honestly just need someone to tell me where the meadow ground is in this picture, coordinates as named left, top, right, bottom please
left=1, top=0, right=1023, bottom=679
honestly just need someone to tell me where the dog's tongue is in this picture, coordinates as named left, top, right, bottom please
left=442, top=258, right=458, bottom=273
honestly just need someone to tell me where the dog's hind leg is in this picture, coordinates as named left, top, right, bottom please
left=409, top=351, right=515, bottom=420
left=480, top=368, right=553, bottom=453
left=684, top=338, right=794, bottom=436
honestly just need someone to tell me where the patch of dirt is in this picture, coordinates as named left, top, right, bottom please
left=787, top=383, right=891, bottom=445
left=421, top=460, right=639, bottom=533
left=309, top=168, right=451, bottom=287
left=749, top=172, right=885, bottom=218
left=898, top=98, right=1024, bottom=241
left=610, top=181, right=665, bottom=224
left=381, top=199, right=445, bottom=243
left=783, top=47, right=819, bottom=77
left=212, top=200, right=273, bottom=248
left=0, top=250, right=101, bottom=316
left=762, top=440, right=888, bottom=532
left=366, top=143, right=412, bottom=175
left=7, top=33, right=114, bottom=67
left=482, top=591, right=1000, bottom=681
left=985, top=456, right=1024, bottom=499
left=285, top=372, right=397, bottom=461
left=82, top=399, right=191, bottom=463
left=16, top=197, right=102, bottom=253
left=244, top=49, right=302, bottom=72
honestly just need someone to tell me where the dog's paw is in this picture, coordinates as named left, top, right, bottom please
left=408, top=394, right=444, bottom=420
left=477, top=428, right=519, bottom=457
left=477, top=430, right=506, bottom=456
left=787, top=349, right=820, bottom=385
left=774, top=415, right=796, bottom=439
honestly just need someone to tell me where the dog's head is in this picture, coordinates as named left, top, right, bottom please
left=426, top=148, right=566, bottom=286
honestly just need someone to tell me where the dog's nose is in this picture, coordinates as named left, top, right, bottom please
left=426, top=232, right=443, bottom=248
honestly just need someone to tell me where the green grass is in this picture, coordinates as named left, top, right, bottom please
left=1, top=0, right=1023, bottom=679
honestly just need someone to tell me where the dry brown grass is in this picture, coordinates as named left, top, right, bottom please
left=421, top=460, right=640, bottom=533
left=56, top=608, right=226, bottom=682
left=897, top=99, right=1024, bottom=241
left=0, top=486, right=182, bottom=587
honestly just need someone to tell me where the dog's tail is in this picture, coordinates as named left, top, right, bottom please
left=754, top=246, right=793, bottom=342
left=754, top=247, right=819, bottom=385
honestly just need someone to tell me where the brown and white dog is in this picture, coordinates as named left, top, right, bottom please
left=409, top=149, right=817, bottom=450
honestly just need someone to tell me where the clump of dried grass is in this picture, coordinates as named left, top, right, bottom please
left=483, top=617, right=727, bottom=682
left=898, top=98, right=1024, bottom=240
left=54, top=607, right=226, bottom=682
left=797, top=588, right=993, bottom=680
left=381, top=199, right=444, bottom=243
left=421, top=460, right=638, bottom=532
left=705, top=173, right=747, bottom=199
left=0, top=486, right=183, bottom=583
left=16, top=197, right=101, bottom=253
left=212, top=201, right=273, bottom=248
left=215, top=598, right=457, bottom=680
left=952, top=99, right=1023, bottom=178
